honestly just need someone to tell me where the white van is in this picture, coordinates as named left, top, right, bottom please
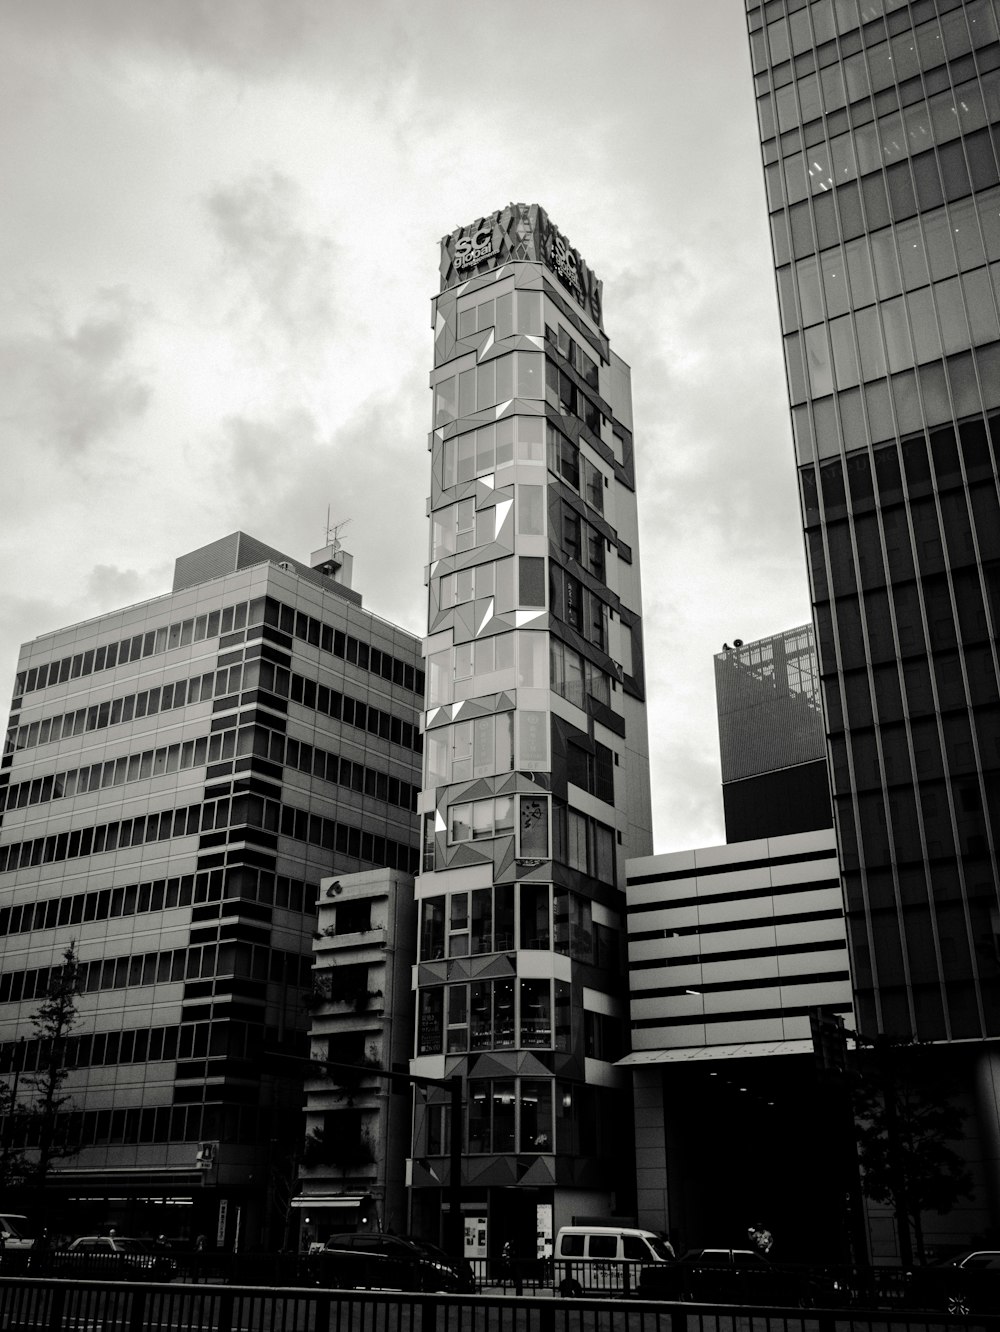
left=0, top=1215, right=36, bottom=1252
left=553, top=1226, right=674, bottom=1296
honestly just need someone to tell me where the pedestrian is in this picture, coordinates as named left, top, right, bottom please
left=747, top=1221, right=773, bottom=1255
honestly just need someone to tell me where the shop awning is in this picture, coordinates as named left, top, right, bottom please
left=618, top=1039, right=813, bottom=1065
left=290, top=1194, right=374, bottom=1211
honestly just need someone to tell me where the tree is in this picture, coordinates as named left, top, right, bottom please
left=0, top=1075, right=28, bottom=1190
left=23, top=940, right=82, bottom=1185
left=853, top=1038, right=973, bottom=1265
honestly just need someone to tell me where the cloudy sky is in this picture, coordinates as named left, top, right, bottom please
left=1, top=0, right=811, bottom=854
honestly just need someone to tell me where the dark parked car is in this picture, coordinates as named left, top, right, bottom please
left=51, top=1236, right=177, bottom=1281
left=312, top=1233, right=475, bottom=1293
left=909, top=1250, right=1000, bottom=1314
left=638, top=1248, right=811, bottom=1306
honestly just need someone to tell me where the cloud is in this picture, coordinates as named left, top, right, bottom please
left=0, top=285, right=151, bottom=457
left=203, top=170, right=338, bottom=345
left=208, top=387, right=427, bottom=635
left=84, top=563, right=146, bottom=606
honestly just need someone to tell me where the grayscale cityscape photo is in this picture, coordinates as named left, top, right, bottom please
left=2, top=0, right=1000, bottom=1324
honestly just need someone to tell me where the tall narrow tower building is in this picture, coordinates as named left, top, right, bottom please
left=410, top=204, right=652, bottom=1255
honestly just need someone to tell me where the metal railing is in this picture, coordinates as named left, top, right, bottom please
left=1, top=1271, right=998, bottom=1332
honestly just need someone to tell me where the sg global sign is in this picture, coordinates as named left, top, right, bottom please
left=454, top=224, right=496, bottom=271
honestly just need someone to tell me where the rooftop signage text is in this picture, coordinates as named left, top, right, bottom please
left=454, top=224, right=496, bottom=271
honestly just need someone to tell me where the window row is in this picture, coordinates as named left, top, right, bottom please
left=437, top=558, right=516, bottom=615
left=550, top=564, right=610, bottom=651
left=417, top=979, right=571, bottom=1056
left=14, top=598, right=264, bottom=698
left=545, top=358, right=602, bottom=435
left=469, top=1077, right=556, bottom=1153
left=421, top=1079, right=610, bottom=1160
left=0, top=1017, right=262, bottom=1075
left=0, top=792, right=419, bottom=877
left=431, top=497, right=501, bottom=559
left=566, top=735, right=615, bottom=806
left=5, top=662, right=247, bottom=757
left=548, top=422, right=605, bottom=514
left=0, top=864, right=314, bottom=940
left=440, top=416, right=545, bottom=489
left=256, top=723, right=418, bottom=811
left=5, top=1102, right=218, bottom=1153
left=754, top=0, right=989, bottom=83
left=418, top=881, right=619, bottom=965
left=3, top=732, right=220, bottom=812
left=555, top=803, right=618, bottom=884
left=792, top=347, right=1000, bottom=465
left=780, top=191, right=1000, bottom=334
left=456, top=287, right=542, bottom=341
left=773, top=71, right=1000, bottom=206
left=424, top=712, right=516, bottom=785
left=0, top=939, right=311, bottom=1007
left=425, top=631, right=548, bottom=708
left=550, top=637, right=612, bottom=710
left=558, top=499, right=607, bottom=580
left=434, top=352, right=545, bottom=426
left=755, top=0, right=916, bottom=70
left=771, top=130, right=1000, bottom=269
left=263, top=596, right=423, bottom=696
left=257, top=659, right=422, bottom=754
left=424, top=709, right=553, bottom=787
left=244, top=795, right=418, bottom=872
left=785, top=271, right=1000, bottom=403
left=545, top=321, right=600, bottom=389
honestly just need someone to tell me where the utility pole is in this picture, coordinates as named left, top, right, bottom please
left=809, top=1008, right=868, bottom=1267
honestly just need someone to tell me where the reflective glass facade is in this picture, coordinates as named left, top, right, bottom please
left=411, top=204, right=652, bottom=1253
left=748, top=0, right=1000, bottom=1039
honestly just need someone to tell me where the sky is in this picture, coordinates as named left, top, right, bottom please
left=0, top=0, right=812, bottom=855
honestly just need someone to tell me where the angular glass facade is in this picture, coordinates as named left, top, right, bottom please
left=411, top=204, right=652, bottom=1256
left=748, top=0, right=1000, bottom=1040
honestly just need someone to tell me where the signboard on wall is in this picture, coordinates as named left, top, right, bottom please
left=464, top=1215, right=488, bottom=1258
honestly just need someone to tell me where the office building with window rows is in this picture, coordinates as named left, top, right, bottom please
left=0, top=531, right=423, bottom=1245
left=748, top=0, right=1000, bottom=1250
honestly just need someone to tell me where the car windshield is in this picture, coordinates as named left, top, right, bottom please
left=647, top=1236, right=675, bottom=1261
left=113, top=1239, right=152, bottom=1252
left=2, top=1218, right=36, bottom=1240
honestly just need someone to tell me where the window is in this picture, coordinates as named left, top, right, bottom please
left=518, top=485, right=545, bottom=536
left=467, top=1078, right=553, bottom=1154
left=420, top=898, right=445, bottom=961
left=519, top=557, right=546, bottom=608
left=519, top=795, right=549, bottom=858
left=418, top=988, right=444, bottom=1054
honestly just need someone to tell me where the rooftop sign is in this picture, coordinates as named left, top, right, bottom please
left=440, top=203, right=603, bottom=331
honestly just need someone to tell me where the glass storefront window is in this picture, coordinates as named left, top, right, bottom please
left=421, top=898, right=445, bottom=961
left=520, top=1081, right=553, bottom=1152
left=418, top=988, right=444, bottom=1054
left=520, top=884, right=550, bottom=951
left=520, top=981, right=551, bottom=1048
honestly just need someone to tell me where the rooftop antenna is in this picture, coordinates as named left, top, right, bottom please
left=324, top=510, right=351, bottom=551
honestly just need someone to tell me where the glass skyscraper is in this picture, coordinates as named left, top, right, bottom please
left=410, top=204, right=652, bottom=1258
left=747, top=0, right=1000, bottom=1047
